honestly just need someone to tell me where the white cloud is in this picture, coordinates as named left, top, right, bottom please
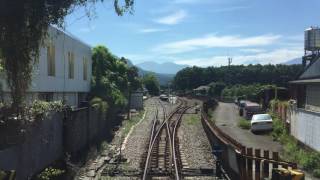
left=122, top=53, right=179, bottom=64
left=154, top=10, right=187, bottom=25
left=139, top=28, right=168, bottom=33
left=153, top=34, right=281, bottom=54
left=174, top=48, right=303, bottom=67
left=240, top=48, right=266, bottom=53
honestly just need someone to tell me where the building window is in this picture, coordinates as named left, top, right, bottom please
left=47, top=42, right=55, bottom=76
left=83, top=57, right=88, bottom=80
left=68, top=51, right=74, bottom=79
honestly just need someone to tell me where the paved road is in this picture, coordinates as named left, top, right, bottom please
left=213, top=102, right=319, bottom=180
left=213, top=102, right=283, bottom=152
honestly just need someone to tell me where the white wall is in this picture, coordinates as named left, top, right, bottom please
left=1, top=26, right=92, bottom=93
left=289, top=107, right=320, bottom=151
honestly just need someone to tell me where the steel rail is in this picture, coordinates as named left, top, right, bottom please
left=172, top=106, right=190, bottom=180
left=142, top=98, right=184, bottom=180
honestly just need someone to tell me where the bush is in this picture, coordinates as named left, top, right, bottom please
left=271, top=116, right=286, bottom=141
left=238, top=118, right=251, bottom=129
left=90, top=97, right=108, bottom=113
left=313, top=169, right=320, bottom=178
left=271, top=113, right=320, bottom=176
left=300, top=152, right=320, bottom=171
left=36, top=167, right=65, bottom=180
left=30, top=100, right=64, bottom=120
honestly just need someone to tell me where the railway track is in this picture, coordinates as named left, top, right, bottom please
left=142, top=98, right=189, bottom=180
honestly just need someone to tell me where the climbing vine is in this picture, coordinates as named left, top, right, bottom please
left=0, top=0, right=133, bottom=113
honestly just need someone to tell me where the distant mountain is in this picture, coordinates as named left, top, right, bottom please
left=284, top=58, right=302, bottom=65
left=126, top=60, right=174, bottom=85
left=136, top=61, right=188, bottom=74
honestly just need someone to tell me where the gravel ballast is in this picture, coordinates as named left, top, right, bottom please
left=178, top=107, right=215, bottom=169
left=121, top=97, right=157, bottom=169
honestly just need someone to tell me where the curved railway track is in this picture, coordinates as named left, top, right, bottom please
left=142, top=98, right=189, bottom=180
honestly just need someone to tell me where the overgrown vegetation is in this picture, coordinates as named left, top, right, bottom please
left=222, top=84, right=275, bottom=102
left=90, top=97, right=108, bottom=113
left=186, top=114, right=199, bottom=125
left=36, top=167, right=65, bottom=180
left=90, top=46, right=141, bottom=112
left=238, top=118, right=251, bottom=129
left=122, top=110, right=145, bottom=137
left=207, top=108, right=214, bottom=120
left=271, top=114, right=320, bottom=177
left=0, top=0, right=134, bottom=113
left=29, top=100, right=64, bottom=119
left=208, top=82, right=226, bottom=98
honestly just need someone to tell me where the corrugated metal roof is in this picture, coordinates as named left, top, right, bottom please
left=50, top=25, right=92, bottom=48
left=194, top=85, right=210, bottom=91
left=299, top=57, right=320, bottom=79
left=290, top=78, right=320, bottom=84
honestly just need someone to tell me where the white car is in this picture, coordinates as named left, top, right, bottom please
left=251, top=114, right=273, bottom=132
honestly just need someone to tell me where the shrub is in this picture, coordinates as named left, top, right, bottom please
left=313, top=169, right=320, bottom=178
left=238, top=118, right=251, bottom=129
left=271, top=112, right=320, bottom=176
left=90, top=97, right=108, bottom=113
left=30, top=100, right=64, bottom=120
left=271, top=116, right=286, bottom=141
left=37, top=167, right=65, bottom=180
left=300, top=152, right=320, bottom=171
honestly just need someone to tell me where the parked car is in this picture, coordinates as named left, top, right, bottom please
left=243, top=102, right=263, bottom=119
left=159, top=94, right=168, bottom=101
left=251, top=114, right=273, bottom=133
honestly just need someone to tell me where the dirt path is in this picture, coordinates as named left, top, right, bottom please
left=213, top=102, right=283, bottom=152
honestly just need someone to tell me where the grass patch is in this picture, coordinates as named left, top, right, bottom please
left=186, top=114, right=200, bottom=125
left=271, top=114, right=320, bottom=177
left=207, top=109, right=216, bottom=123
left=238, top=118, right=251, bottom=129
left=122, top=110, right=145, bottom=137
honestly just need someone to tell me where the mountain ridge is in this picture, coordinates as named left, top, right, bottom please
left=126, top=60, right=174, bottom=85
left=136, top=61, right=188, bottom=74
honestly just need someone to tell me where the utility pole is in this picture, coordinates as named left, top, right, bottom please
left=228, top=57, right=232, bottom=66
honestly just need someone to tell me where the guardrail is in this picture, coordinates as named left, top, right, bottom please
left=201, top=107, right=298, bottom=180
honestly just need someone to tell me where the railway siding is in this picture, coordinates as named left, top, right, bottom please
left=178, top=108, right=215, bottom=170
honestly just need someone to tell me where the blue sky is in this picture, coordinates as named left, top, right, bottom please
left=65, top=0, right=320, bottom=67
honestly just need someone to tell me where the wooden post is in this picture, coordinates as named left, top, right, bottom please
left=263, top=150, right=270, bottom=178
left=255, top=149, right=261, bottom=180
left=239, top=146, right=247, bottom=180
left=247, top=148, right=253, bottom=180
left=272, top=152, right=279, bottom=169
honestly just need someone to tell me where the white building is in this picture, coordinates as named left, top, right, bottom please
left=0, top=26, right=92, bottom=107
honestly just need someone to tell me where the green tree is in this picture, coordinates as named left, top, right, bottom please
left=91, top=46, right=126, bottom=107
left=143, top=74, right=160, bottom=96
left=173, top=64, right=303, bottom=92
left=208, top=82, right=226, bottom=97
left=91, top=46, right=141, bottom=111
left=0, top=0, right=133, bottom=113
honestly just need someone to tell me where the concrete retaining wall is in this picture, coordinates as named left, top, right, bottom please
left=0, top=112, right=64, bottom=179
left=0, top=106, right=108, bottom=180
